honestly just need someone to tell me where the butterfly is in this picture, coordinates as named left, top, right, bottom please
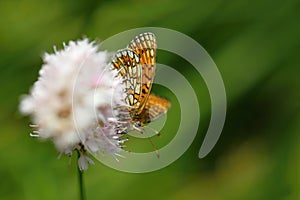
left=111, top=32, right=171, bottom=133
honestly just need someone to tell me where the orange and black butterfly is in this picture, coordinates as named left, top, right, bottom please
left=111, top=32, right=170, bottom=132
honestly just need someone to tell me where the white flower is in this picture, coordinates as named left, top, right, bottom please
left=19, top=39, right=128, bottom=170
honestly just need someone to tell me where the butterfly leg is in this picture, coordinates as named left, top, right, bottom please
left=144, top=126, right=161, bottom=137
left=132, top=124, right=145, bottom=134
left=132, top=124, right=160, bottom=158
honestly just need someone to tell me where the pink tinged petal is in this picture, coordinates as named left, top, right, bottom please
left=78, top=155, right=95, bottom=171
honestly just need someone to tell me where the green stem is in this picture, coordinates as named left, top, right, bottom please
left=77, top=150, right=85, bottom=200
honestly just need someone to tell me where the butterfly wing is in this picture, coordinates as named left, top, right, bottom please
left=127, top=32, right=157, bottom=115
left=134, top=94, right=171, bottom=125
left=111, top=49, right=143, bottom=109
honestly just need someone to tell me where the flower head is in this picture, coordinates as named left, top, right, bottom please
left=20, top=39, right=128, bottom=170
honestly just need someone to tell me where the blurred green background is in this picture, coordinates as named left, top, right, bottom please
left=1, top=0, right=300, bottom=199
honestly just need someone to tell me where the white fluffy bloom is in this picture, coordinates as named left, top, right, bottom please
left=20, top=39, right=128, bottom=170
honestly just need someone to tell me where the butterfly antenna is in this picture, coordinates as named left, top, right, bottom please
left=144, top=126, right=161, bottom=137
left=148, top=137, right=160, bottom=158
left=131, top=125, right=160, bottom=158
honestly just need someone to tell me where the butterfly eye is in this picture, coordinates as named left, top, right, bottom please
left=135, top=121, right=142, bottom=127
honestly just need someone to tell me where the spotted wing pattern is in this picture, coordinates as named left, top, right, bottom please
left=111, top=32, right=170, bottom=126
left=127, top=32, right=157, bottom=115
left=111, top=49, right=142, bottom=109
left=133, top=94, right=171, bottom=125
